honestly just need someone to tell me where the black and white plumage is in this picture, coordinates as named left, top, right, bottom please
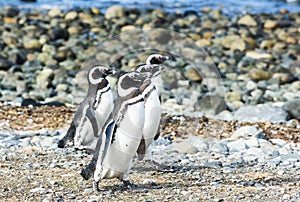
left=144, top=54, right=169, bottom=95
left=82, top=71, right=151, bottom=192
left=135, top=64, right=162, bottom=160
left=57, top=66, right=115, bottom=151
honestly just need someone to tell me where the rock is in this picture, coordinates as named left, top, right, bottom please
left=249, top=68, right=271, bottom=81
left=184, top=66, right=202, bottom=81
left=36, top=68, right=54, bottom=90
left=2, top=33, right=18, bottom=46
left=234, top=104, right=288, bottom=123
left=181, top=48, right=201, bottom=59
left=105, top=5, right=125, bottom=19
left=148, top=29, right=172, bottom=44
left=210, top=142, right=228, bottom=154
left=245, top=51, right=272, bottom=60
left=227, top=139, right=247, bottom=152
left=23, top=38, right=42, bottom=49
left=246, top=80, right=257, bottom=90
left=216, top=35, right=246, bottom=51
left=65, top=11, right=78, bottom=21
left=8, top=50, right=26, bottom=65
left=172, top=140, right=199, bottom=154
left=245, top=137, right=260, bottom=148
left=246, top=147, right=265, bottom=156
left=225, top=91, right=242, bottom=103
left=121, top=25, right=137, bottom=32
left=30, top=187, right=48, bottom=194
left=237, top=15, right=257, bottom=27
left=79, top=13, right=93, bottom=24
left=189, top=137, right=209, bottom=152
left=4, top=6, right=20, bottom=17
left=50, top=27, right=69, bottom=41
left=260, top=40, right=275, bottom=49
left=230, top=126, right=264, bottom=140
left=272, top=73, right=293, bottom=84
left=264, top=20, right=278, bottom=29
left=196, top=94, right=227, bottom=115
left=48, top=8, right=62, bottom=17
left=270, top=139, right=286, bottom=146
left=0, top=58, right=13, bottom=70
left=54, top=47, right=75, bottom=62
left=284, top=99, right=300, bottom=120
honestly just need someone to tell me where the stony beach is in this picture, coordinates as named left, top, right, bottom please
left=0, top=4, right=300, bottom=201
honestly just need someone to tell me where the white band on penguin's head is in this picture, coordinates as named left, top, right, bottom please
left=88, top=66, right=105, bottom=85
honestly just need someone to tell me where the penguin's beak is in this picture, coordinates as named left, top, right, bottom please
left=161, top=55, right=170, bottom=61
left=107, top=69, right=116, bottom=75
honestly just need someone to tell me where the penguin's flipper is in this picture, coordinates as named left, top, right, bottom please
left=136, top=136, right=146, bottom=161
left=86, top=106, right=99, bottom=137
left=80, top=119, right=115, bottom=180
left=153, top=125, right=160, bottom=141
left=57, top=122, right=76, bottom=148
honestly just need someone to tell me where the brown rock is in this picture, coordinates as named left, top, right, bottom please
left=105, top=5, right=125, bottom=19
left=4, top=17, right=17, bottom=24
left=249, top=68, right=271, bottom=81
left=260, top=40, right=275, bottom=49
left=238, top=15, right=257, bottom=27
left=264, top=20, right=278, bottom=29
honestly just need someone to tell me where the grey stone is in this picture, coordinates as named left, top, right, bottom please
left=189, top=136, right=209, bottom=152
left=172, top=141, right=198, bottom=154
left=0, top=58, right=13, bottom=70
left=29, top=187, right=48, bottom=194
left=284, top=99, right=300, bottom=120
left=234, top=104, right=287, bottom=123
left=245, top=137, right=260, bottom=148
left=230, top=126, right=263, bottom=140
left=280, top=153, right=300, bottom=161
left=210, top=142, right=229, bottom=154
left=227, top=139, right=247, bottom=152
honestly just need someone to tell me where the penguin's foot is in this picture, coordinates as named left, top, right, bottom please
left=93, top=180, right=101, bottom=193
left=80, top=160, right=96, bottom=180
left=57, top=139, right=66, bottom=148
left=122, top=180, right=147, bottom=193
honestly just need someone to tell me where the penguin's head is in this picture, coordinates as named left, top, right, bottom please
left=87, top=66, right=116, bottom=85
left=146, top=54, right=169, bottom=65
left=117, top=71, right=151, bottom=97
left=135, top=64, right=162, bottom=78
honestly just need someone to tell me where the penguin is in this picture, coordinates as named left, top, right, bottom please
left=81, top=71, right=151, bottom=193
left=57, top=66, right=115, bottom=152
left=144, top=54, right=169, bottom=95
left=135, top=64, right=162, bottom=161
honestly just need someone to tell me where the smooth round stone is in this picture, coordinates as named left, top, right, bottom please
left=65, top=11, right=78, bottom=21
left=227, top=138, right=247, bottom=153
left=105, top=5, right=125, bottom=19
left=189, top=137, right=209, bottom=152
left=225, top=91, right=242, bottom=102
left=237, top=15, right=257, bottom=27
left=249, top=68, right=271, bottom=81
left=245, top=137, right=260, bottom=148
left=246, top=80, right=257, bottom=90
left=210, top=142, right=229, bottom=154
left=230, top=126, right=262, bottom=140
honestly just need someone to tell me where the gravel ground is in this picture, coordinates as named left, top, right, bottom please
left=0, top=105, right=300, bottom=201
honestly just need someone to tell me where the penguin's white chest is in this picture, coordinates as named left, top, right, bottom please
left=94, top=90, right=114, bottom=126
left=151, top=75, right=163, bottom=95
left=101, top=100, right=145, bottom=179
left=143, top=88, right=161, bottom=140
